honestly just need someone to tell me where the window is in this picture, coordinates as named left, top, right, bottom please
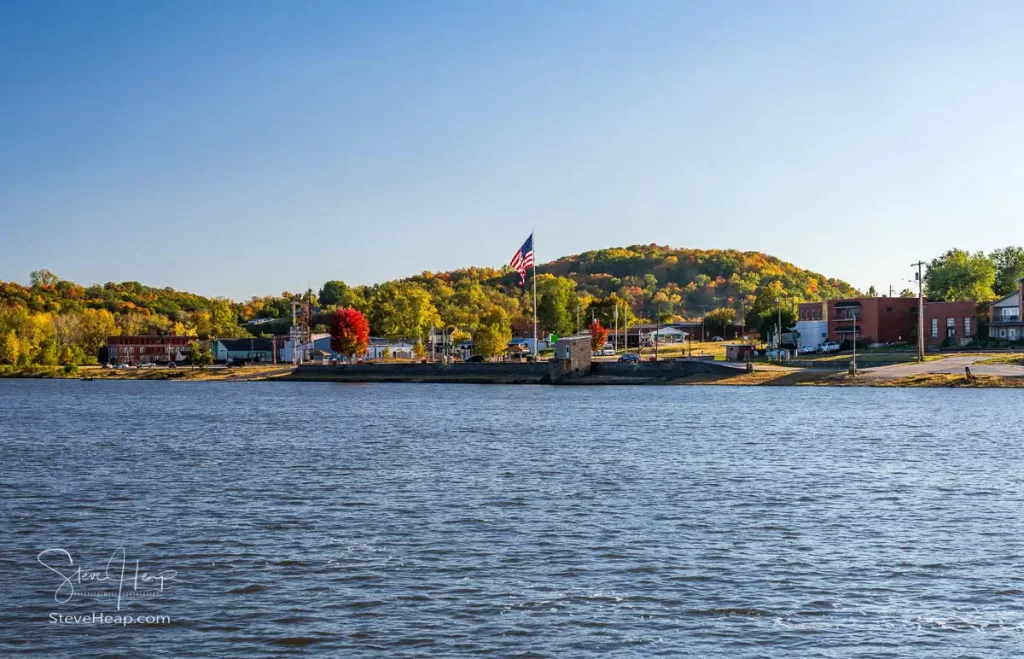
left=931, top=318, right=939, bottom=338
left=1003, top=307, right=1020, bottom=320
left=964, top=317, right=971, bottom=336
left=946, top=317, right=955, bottom=328
left=887, top=306, right=893, bottom=312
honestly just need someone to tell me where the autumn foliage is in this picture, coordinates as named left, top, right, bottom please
left=588, top=321, right=608, bottom=352
left=329, top=307, right=370, bottom=358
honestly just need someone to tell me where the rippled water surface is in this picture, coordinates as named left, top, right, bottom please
left=2, top=379, right=1024, bottom=656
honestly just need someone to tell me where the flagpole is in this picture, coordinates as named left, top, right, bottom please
left=532, top=230, right=538, bottom=360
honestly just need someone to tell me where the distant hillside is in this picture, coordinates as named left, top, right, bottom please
left=531, top=244, right=858, bottom=316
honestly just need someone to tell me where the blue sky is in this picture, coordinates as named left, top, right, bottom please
left=2, top=0, right=1023, bottom=299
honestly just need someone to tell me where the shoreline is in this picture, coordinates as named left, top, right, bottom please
left=4, top=364, right=1024, bottom=388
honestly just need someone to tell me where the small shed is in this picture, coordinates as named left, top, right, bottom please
left=726, top=344, right=755, bottom=362
left=554, top=334, right=592, bottom=373
left=505, top=343, right=530, bottom=361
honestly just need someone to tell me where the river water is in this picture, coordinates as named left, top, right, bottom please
left=1, top=379, right=1023, bottom=656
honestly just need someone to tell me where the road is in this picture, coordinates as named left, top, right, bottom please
left=860, top=356, right=1024, bottom=379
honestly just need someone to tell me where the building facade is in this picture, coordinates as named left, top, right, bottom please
left=923, top=301, right=977, bottom=347
left=213, top=338, right=276, bottom=363
left=107, top=333, right=197, bottom=365
left=989, top=278, right=1024, bottom=341
left=798, top=297, right=979, bottom=347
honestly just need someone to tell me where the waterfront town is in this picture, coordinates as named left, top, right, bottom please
left=99, top=275, right=1024, bottom=376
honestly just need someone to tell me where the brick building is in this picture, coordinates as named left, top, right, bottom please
left=923, top=301, right=977, bottom=347
left=797, top=297, right=919, bottom=346
left=797, top=297, right=978, bottom=348
left=107, top=333, right=197, bottom=365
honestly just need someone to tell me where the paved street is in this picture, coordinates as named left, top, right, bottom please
left=860, top=356, right=1024, bottom=379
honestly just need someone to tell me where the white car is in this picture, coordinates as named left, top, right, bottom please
left=600, top=346, right=616, bottom=356
left=799, top=345, right=818, bottom=354
left=138, top=362, right=157, bottom=369
left=820, top=342, right=841, bottom=353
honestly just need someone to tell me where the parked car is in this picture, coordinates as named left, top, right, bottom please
left=710, top=336, right=724, bottom=342
left=467, top=355, right=486, bottom=363
left=138, top=362, right=156, bottom=369
left=226, top=359, right=247, bottom=367
left=799, top=345, right=818, bottom=354
left=114, top=363, right=130, bottom=369
left=618, top=353, right=639, bottom=363
left=820, top=342, right=841, bottom=353
left=600, top=346, right=616, bottom=356
left=102, top=363, right=112, bottom=369
left=167, top=362, right=178, bottom=369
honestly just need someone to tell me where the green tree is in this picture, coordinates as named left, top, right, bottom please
left=754, top=308, right=796, bottom=344
left=370, top=282, right=441, bottom=342
left=900, top=288, right=916, bottom=298
left=704, top=307, right=736, bottom=336
left=473, top=308, right=512, bottom=358
left=536, top=275, right=576, bottom=336
left=208, top=299, right=247, bottom=338
left=866, top=285, right=878, bottom=297
left=188, top=340, right=213, bottom=369
left=990, top=246, right=1024, bottom=297
left=319, top=281, right=368, bottom=312
left=29, top=269, right=59, bottom=287
left=413, top=340, right=428, bottom=360
left=925, top=249, right=996, bottom=302
left=78, top=308, right=118, bottom=357
left=0, top=330, right=20, bottom=365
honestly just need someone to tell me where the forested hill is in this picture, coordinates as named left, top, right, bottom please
left=533, top=245, right=858, bottom=314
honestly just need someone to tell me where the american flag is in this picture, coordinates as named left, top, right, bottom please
left=509, top=233, right=534, bottom=286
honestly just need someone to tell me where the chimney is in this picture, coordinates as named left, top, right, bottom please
left=1019, top=277, right=1024, bottom=318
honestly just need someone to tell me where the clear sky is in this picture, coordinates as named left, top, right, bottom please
left=2, top=0, right=1023, bottom=299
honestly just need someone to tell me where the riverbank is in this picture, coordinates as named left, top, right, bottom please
left=6, top=360, right=1024, bottom=387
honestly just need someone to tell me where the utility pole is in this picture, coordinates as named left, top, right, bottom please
left=851, top=310, right=857, bottom=375
left=622, top=302, right=628, bottom=354
left=911, top=261, right=926, bottom=362
left=613, top=304, right=618, bottom=353
left=655, top=305, right=660, bottom=361
left=775, top=297, right=782, bottom=362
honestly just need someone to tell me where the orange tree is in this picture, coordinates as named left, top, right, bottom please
left=588, top=321, right=608, bottom=352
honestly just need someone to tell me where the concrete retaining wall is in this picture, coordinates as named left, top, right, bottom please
left=291, top=362, right=553, bottom=384
left=288, top=358, right=743, bottom=385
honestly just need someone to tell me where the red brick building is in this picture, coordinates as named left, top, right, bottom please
left=923, top=301, right=977, bottom=347
left=107, top=333, right=197, bottom=365
left=799, top=297, right=919, bottom=345
left=798, top=297, right=978, bottom=347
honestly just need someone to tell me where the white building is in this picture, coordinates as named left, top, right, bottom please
left=794, top=320, right=828, bottom=351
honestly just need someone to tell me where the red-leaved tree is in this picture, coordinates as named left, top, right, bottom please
left=588, top=321, right=609, bottom=352
left=330, top=307, right=370, bottom=360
